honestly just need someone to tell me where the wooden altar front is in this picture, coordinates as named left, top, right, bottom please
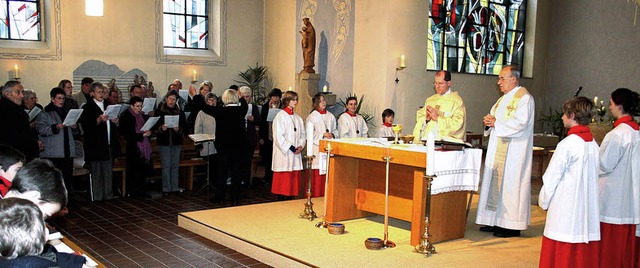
left=320, top=140, right=468, bottom=245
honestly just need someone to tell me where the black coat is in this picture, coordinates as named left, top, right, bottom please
left=0, top=244, right=86, bottom=268
left=79, top=99, right=121, bottom=161
left=119, top=109, right=149, bottom=158
left=246, top=103, right=261, bottom=146
left=153, top=103, right=187, bottom=146
left=0, top=97, right=39, bottom=161
left=202, top=98, right=248, bottom=154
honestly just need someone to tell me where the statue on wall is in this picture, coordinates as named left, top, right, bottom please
left=299, top=18, right=316, bottom=74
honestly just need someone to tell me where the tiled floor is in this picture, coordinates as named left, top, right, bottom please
left=49, top=175, right=277, bottom=268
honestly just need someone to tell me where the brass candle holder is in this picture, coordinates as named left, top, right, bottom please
left=316, top=143, right=332, bottom=228
left=415, top=173, right=437, bottom=256
left=299, top=155, right=317, bottom=221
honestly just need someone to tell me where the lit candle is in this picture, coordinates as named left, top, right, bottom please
left=426, top=131, right=435, bottom=175
left=594, top=96, right=598, bottom=105
left=306, top=121, right=314, bottom=157
left=400, top=55, right=406, bottom=68
left=323, top=85, right=328, bottom=93
left=192, top=70, right=197, bottom=81
left=289, top=86, right=293, bottom=92
left=13, top=64, right=19, bottom=78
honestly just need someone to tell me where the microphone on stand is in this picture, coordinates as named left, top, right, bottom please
left=574, top=86, right=583, bottom=97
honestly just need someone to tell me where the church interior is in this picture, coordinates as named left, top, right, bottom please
left=1, top=0, right=639, bottom=267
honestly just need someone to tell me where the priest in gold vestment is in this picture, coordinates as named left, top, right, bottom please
left=412, top=70, right=466, bottom=143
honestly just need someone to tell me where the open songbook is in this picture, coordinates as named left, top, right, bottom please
left=188, top=134, right=215, bottom=143
left=434, top=138, right=473, bottom=150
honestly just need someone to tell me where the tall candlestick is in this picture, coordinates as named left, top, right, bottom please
left=306, top=121, right=314, bottom=157
left=13, top=64, right=19, bottom=78
left=426, top=131, right=435, bottom=175
left=192, top=70, right=197, bottom=81
left=400, top=55, right=406, bottom=68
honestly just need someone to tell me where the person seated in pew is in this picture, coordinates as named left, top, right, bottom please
left=0, top=197, right=88, bottom=267
left=0, top=145, right=25, bottom=197
left=376, top=108, right=395, bottom=138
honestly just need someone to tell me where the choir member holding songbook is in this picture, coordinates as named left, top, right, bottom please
left=259, top=88, right=282, bottom=185
left=597, top=88, right=640, bottom=268
left=271, top=91, right=306, bottom=200
left=119, top=96, right=153, bottom=198
left=153, top=90, right=187, bottom=196
left=79, top=82, right=121, bottom=201
left=538, top=97, right=601, bottom=267
left=36, top=87, right=79, bottom=193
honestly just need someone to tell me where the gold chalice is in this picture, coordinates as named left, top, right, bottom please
left=392, top=124, right=403, bottom=144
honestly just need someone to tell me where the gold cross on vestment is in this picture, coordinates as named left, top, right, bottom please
left=505, top=104, right=517, bottom=117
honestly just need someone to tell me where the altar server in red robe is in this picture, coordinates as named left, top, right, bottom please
left=538, top=96, right=601, bottom=267
left=598, top=88, right=640, bottom=268
left=305, top=94, right=337, bottom=197
left=271, top=91, right=306, bottom=199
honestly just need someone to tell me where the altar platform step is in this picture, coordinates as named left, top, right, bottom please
left=178, top=197, right=547, bottom=267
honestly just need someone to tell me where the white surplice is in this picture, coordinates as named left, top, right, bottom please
left=376, top=125, right=394, bottom=138
left=306, top=110, right=338, bottom=170
left=539, top=134, right=601, bottom=243
left=599, top=123, right=640, bottom=224
left=271, top=110, right=306, bottom=172
left=338, top=113, right=368, bottom=138
left=475, top=86, right=534, bottom=230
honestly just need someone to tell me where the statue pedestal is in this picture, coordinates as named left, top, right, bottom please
left=296, top=73, right=320, bottom=120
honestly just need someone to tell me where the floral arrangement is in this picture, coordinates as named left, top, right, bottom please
left=592, top=96, right=610, bottom=123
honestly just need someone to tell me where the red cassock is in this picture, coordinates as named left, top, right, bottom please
left=271, top=170, right=302, bottom=197
left=599, top=223, right=637, bottom=268
left=539, top=236, right=600, bottom=268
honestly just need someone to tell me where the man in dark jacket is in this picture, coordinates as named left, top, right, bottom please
left=0, top=80, right=41, bottom=162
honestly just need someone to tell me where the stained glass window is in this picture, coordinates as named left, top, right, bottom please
left=0, top=0, right=41, bottom=41
left=163, top=0, right=209, bottom=49
left=427, top=0, right=527, bottom=75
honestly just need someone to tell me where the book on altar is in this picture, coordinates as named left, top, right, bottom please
left=139, top=116, right=160, bottom=132
left=103, top=104, right=122, bottom=120
left=267, top=108, right=281, bottom=122
left=142, top=97, right=156, bottom=114
left=62, top=109, right=83, bottom=126
left=188, top=134, right=215, bottom=143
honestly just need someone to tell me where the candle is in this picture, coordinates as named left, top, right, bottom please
left=323, top=85, right=327, bottom=93
left=400, top=55, right=406, bottom=68
left=306, top=121, right=314, bottom=157
left=594, top=96, right=598, bottom=105
left=13, top=64, right=19, bottom=78
left=426, top=131, right=435, bottom=175
left=192, top=70, right=197, bottom=81
left=288, top=86, right=293, bottom=92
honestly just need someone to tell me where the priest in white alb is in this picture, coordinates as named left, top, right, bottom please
left=475, top=65, right=534, bottom=238
left=412, top=70, right=466, bottom=143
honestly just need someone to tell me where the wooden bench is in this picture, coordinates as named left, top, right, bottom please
left=113, top=137, right=207, bottom=197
